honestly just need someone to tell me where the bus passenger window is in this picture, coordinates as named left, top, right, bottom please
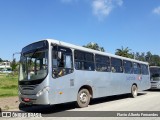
left=111, top=58, right=123, bottom=73
left=95, top=54, right=110, bottom=72
left=133, top=63, right=141, bottom=74
left=111, top=67, right=116, bottom=73
left=74, top=50, right=95, bottom=71
left=141, top=64, right=149, bottom=75
left=123, top=60, right=133, bottom=74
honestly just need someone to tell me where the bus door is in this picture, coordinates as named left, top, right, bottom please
left=49, top=45, right=75, bottom=104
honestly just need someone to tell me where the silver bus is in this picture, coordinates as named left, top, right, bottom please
left=150, top=66, right=160, bottom=89
left=18, top=39, right=151, bottom=108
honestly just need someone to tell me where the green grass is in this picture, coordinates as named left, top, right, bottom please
left=0, top=74, right=18, bottom=97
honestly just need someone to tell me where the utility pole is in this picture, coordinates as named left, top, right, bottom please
left=12, top=52, right=21, bottom=61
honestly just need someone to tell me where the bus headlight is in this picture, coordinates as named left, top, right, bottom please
left=18, top=91, right=21, bottom=95
left=36, top=86, right=49, bottom=97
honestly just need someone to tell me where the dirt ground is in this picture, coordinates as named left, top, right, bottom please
left=0, top=96, right=19, bottom=111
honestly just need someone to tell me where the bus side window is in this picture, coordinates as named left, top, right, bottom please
left=141, top=64, right=149, bottom=75
left=123, top=60, right=133, bottom=74
left=111, top=58, right=123, bottom=73
left=95, top=54, right=110, bottom=72
left=133, top=62, right=141, bottom=74
left=74, top=50, right=94, bottom=71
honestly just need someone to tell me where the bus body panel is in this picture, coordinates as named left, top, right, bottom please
left=140, top=75, right=151, bottom=90
left=74, top=70, right=110, bottom=98
left=48, top=72, right=78, bottom=104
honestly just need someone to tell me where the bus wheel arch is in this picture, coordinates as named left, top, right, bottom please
left=76, top=85, right=93, bottom=108
left=131, top=83, right=138, bottom=98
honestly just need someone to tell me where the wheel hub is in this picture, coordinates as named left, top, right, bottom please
left=133, top=86, right=137, bottom=95
left=80, top=92, right=88, bottom=103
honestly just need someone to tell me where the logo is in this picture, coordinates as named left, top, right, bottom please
left=2, top=112, right=11, bottom=117
left=137, top=75, right=142, bottom=80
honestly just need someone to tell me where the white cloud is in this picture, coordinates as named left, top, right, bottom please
left=153, top=6, right=160, bottom=15
left=116, top=0, right=123, bottom=6
left=92, top=0, right=123, bottom=20
left=60, top=0, right=123, bottom=20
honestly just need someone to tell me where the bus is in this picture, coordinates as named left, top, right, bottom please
left=150, top=66, right=160, bottom=89
left=18, top=39, right=151, bottom=108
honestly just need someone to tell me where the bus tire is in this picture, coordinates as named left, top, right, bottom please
left=131, top=84, right=138, bottom=98
left=76, top=89, right=90, bottom=108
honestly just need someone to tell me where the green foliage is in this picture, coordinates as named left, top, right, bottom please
left=11, top=59, right=19, bottom=72
left=115, top=46, right=160, bottom=66
left=83, top=42, right=105, bottom=52
left=149, top=55, right=160, bottom=66
left=132, top=51, right=160, bottom=66
left=115, top=46, right=133, bottom=58
left=0, top=74, right=18, bottom=97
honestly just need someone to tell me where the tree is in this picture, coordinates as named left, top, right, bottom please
left=134, top=52, right=145, bottom=61
left=115, top=46, right=132, bottom=58
left=83, top=42, right=105, bottom=52
left=145, top=51, right=152, bottom=63
left=11, top=59, right=18, bottom=72
left=150, top=55, right=160, bottom=66
left=0, top=58, right=2, bottom=62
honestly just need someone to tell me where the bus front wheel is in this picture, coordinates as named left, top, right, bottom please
left=131, top=85, right=138, bottom=98
left=76, top=89, right=90, bottom=108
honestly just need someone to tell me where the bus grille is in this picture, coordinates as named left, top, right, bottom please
left=19, top=85, right=38, bottom=90
left=19, top=85, right=38, bottom=95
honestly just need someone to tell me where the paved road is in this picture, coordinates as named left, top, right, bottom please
left=1, top=90, right=160, bottom=120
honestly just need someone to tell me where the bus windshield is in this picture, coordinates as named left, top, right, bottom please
left=150, top=68, right=160, bottom=78
left=19, top=41, right=48, bottom=81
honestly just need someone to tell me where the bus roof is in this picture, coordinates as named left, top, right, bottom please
left=32, top=39, right=149, bottom=65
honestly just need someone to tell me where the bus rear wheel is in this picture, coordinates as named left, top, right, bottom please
left=76, top=89, right=90, bottom=108
left=131, top=85, right=138, bottom=98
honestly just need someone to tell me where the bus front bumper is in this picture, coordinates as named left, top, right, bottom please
left=19, top=92, right=49, bottom=105
left=151, top=81, right=160, bottom=89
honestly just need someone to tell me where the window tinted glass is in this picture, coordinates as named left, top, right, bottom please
left=95, top=54, right=110, bottom=72
left=133, top=62, right=141, bottom=74
left=141, top=64, right=149, bottom=75
left=74, top=50, right=95, bottom=71
left=74, top=51, right=84, bottom=60
left=123, top=60, right=133, bottom=74
left=111, top=58, right=123, bottom=73
left=150, top=67, right=160, bottom=77
left=85, top=53, right=94, bottom=61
